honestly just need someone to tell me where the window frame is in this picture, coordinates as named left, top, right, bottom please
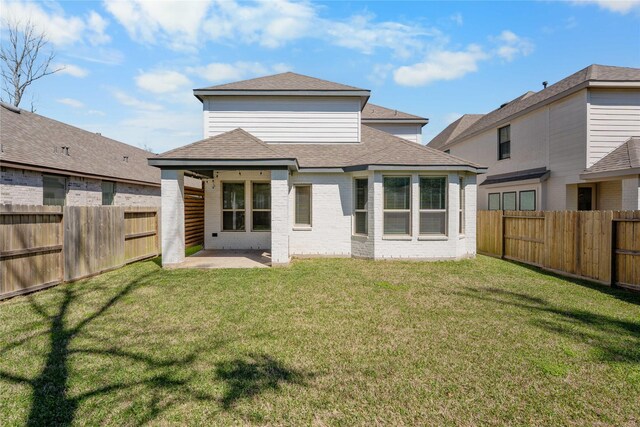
left=383, top=175, right=412, bottom=236
left=519, top=190, right=536, bottom=211
left=221, top=181, right=246, bottom=232
left=459, top=176, right=465, bottom=235
left=498, top=125, right=511, bottom=160
left=294, top=184, right=312, bottom=228
left=488, top=193, right=501, bottom=211
left=418, top=175, right=448, bottom=236
left=251, top=181, right=271, bottom=232
left=42, top=174, right=67, bottom=206
left=101, top=180, right=116, bottom=206
left=502, top=191, right=517, bottom=211
left=353, top=178, right=368, bottom=236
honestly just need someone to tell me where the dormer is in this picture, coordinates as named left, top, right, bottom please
left=194, top=72, right=370, bottom=143
left=362, top=103, right=429, bottom=144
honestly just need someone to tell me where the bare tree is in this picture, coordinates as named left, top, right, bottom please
left=0, top=19, right=62, bottom=109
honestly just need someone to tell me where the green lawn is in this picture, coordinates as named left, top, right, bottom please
left=1, top=255, right=639, bottom=426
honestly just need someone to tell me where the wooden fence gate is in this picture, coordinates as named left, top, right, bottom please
left=477, top=210, right=640, bottom=290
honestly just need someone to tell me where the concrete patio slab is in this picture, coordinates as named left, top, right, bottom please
left=170, top=249, right=271, bottom=269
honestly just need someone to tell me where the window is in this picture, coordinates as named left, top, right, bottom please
left=498, top=125, right=511, bottom=160
left=102, top=181, right=115, bottom=205
left=519, top=190, right=536, bottom=211
left=43, top=174, right=66, bottom=206
left=488, top=193, right=500, bottom=210
left=354, top=178, right=368, bottom=235
left=294, top=185, right=312, bottom=227
left=222, top=182, right=245, bottom=231
left=419, top=176, right=447, bottom=235
left=502, top=192, right=517, bottom=211
left=252, top=182, right=271, bottom=231
left=383, top=176, right=411, bottom=235
left=459, top=177, right=465, bottom=234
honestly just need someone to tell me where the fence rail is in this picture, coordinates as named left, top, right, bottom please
left=477, top=210, right=640, bottom=290
left=0, top=205, right=159, bottom=300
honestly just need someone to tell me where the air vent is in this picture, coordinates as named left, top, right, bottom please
left=61, top=146, right=70, bottom=156
left=123, top=156, right=129, bottom=162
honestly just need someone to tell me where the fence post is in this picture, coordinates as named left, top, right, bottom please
left=611, top=219, right=617, bottom=288
left=500, top=210, right=505, bottom=259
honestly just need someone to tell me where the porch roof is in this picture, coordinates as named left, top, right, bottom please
left=580, top=137, right=640, bottom=179
left=149, top=125, right=486, bottom=173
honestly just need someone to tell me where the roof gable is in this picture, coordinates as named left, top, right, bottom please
left=196, top=72, right=367, bottom=92
left=584, top=137, right=640, bottom=174
left=428, top=114, right=483, bottom=149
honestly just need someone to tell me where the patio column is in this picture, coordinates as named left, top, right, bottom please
left=161, top=169, right=185, bottom=266
left=271, top=169, right=290, bottom=265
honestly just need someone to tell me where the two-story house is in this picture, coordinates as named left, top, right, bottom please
left=149, top=72, right=486, bottom=266
left=428, top=64, right=640, bottom=212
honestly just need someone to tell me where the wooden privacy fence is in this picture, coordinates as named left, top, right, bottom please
left=184, top=186, right=204, bottom=248
left=477, top=210, right=640, bottom=291
left=1, top=205, right=159, bottom=300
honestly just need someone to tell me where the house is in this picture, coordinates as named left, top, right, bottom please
left=149, top=72, right=486, bottom=266
left=428, top=64, right=640, bottom=211
left=0, top=102, right=199, bottom=207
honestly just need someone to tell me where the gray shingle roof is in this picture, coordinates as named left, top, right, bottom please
left=480, top=167, right=549, bottom=186
left=428, top=114, right=483, bottom=149
left=0, top=103, right=160, bottom=185
left=361, top=103, right=427, bottom=121
left=583, top=137, right=640, bottom=175
left=196, top=72, right=367, bottom=92
left=154, top=125, right=484, bottom=170
left=442, top=64, right=640, bottom=149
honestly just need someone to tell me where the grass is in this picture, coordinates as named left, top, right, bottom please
left=1, top=255, right=639, bottom=426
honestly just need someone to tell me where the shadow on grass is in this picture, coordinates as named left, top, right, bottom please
left=0, top=269, right=212, bottom=426
left=458, top=286, right=640, bottom=363
left=215, top=353, right=310, bottom=409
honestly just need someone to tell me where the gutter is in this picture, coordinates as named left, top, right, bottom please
left=579, top=167, right=640, bottom=180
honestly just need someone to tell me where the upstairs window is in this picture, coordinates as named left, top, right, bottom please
left=294, top=185, right=312, bottom=227
left=43, top=174, right=66, bottom=206
left=354, top=178, right=368, bottom=235
left=498, top=125, right=511, bottom=160
left=383, top=176, right=411, bottom=235
left=419, top=176, right=447, bottom=236
left=102, top=181, right=115, bottom=205
left=252, top=183, right=271, bottom=231
left=222, top=182, right=245, bottom=231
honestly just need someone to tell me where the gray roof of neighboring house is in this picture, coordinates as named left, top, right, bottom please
left=195, top=72, right=367, bottom=92
left=361, top=103, right=427, bottom=123
left=0, top=102, right=160, bottom=185
left=582, top=137, right=640, bottom=177
left=440, top=64, right=640, bottom=150
left=428, top=114, right=484, bottom=149
left=152, top=125, right=484, bottom=171
left=480, top=167, right=550, bottom=186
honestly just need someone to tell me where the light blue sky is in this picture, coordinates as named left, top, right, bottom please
left=2, top=0, right=639, bottom=152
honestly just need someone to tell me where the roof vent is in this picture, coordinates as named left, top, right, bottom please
left=542, top=81, right=548, bottom=89
left=0, top=102, right=20, bottom=114
left=123, top=156, right=129, bottom=162
left=95, top=132, right=101, bottom=136
left=61, top=146, right=70, bottom=156
left=499, top=102, right=509, bottom=109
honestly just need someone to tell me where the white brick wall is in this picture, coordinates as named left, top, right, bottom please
left=66, top=176, right=102, bottom=205
left=161, top=169, right=185, bottom=266
left=0, top=167, right=42, bottom=204
left=113, top=182, right=160, bottom=207
left=271, top=169, right=290, bottom=264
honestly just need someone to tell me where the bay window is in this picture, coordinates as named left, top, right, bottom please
left=222, top=182, right=245, bottom=231
left=383, top=176, right=411, bottom=235
left=419, top=176, right=447, bottom=236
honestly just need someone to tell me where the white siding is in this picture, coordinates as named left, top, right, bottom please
left=203, top=96, right=361, bottom=143
left=588, top=89, right=640, bottom=167
left=365, top=123, right=422, bottom=144
left=597, top=180, right=622, bottom=210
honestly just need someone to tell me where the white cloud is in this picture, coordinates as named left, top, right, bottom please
left=56, top=64, right=89, bottom=78
left=572, top=0, right=640, bottom=14
left=1, top=1, right=110, bottom=46
left=57, top=97, right=84, bottom=108
left=367, top=63, right=394, bottom=85
left=87, top=109, right=106, bottom=116
left=187, top=61, right=291, bottom=84
left=394, top=45, right=488, bottom=86
left=493, top=30, right=534, bottom=61
left=135, top=70, right=192, bottom=94
left=112, top=90, right=163, bottom=111
left=451, top=13, right=464, bottom=26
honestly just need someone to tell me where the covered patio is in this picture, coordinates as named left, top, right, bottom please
left=169, top=249, right=272, bottom=269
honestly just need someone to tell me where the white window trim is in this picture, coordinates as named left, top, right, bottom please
left=221, top=181, right=246, bottom=232
left=251, top=181, right=271, bottom=232
left=418, top=175, right=448, bottom=237
left=294, top=184, right=312, bottom=229
left=383, top=175, right=412, bottom=237
left=353, top=178, right=368, bottom=236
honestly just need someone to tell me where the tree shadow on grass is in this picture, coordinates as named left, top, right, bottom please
left=0, top=269, right=214, bottom=426
left=458, top=286, right=640, bottom=364
left=215, top=353, right=310, bottom=410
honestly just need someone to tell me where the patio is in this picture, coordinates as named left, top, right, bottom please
left=169, top=249, right=272, bottom=269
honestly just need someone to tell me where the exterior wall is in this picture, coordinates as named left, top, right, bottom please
left=203, top=96, right=361, bottom=143
left=596, top=180, right=622, bottom=210
left=365, top=123, right=422, bottom=144
left=588, top=89, right=640, bottom=167
left=478, top=182, right=544, bottom=211
left=204, top=170, right=272, bottom=250
left=0, top=166, right=160, bottom=207
left=161, top=169, right=185, bottom=266
left=270, top=169, right=290, bottom=264
left=622, top=175, right=640, bottom=210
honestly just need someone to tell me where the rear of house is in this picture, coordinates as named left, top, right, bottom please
left=428, top=65, right=640, bottom=211
left=150, top=72, right=486, bottom=266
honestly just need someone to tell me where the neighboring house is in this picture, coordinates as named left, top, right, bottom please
left=149, top=72, right=486, bottom=266
left=428, top=64, right=640, bottom=211
left=0, top=102, right=199, bottom=207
